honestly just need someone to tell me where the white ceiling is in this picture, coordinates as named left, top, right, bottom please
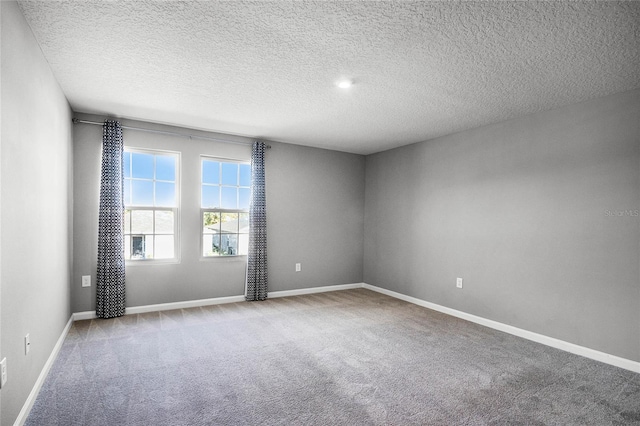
left=17, top=1, right=640, bottom=155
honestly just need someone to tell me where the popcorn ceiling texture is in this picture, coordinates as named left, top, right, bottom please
left=17, top=1, right=640, bottom=154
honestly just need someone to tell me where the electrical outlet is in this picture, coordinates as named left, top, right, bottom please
left=1, top=357, right=7, bottom=388
left=295, top=263, right=301, bottom=272
left=25, top=334, right=31, bottom=355
left=456, top=278, right=463, bottom=289
left=82, top=275, right=91, bottom=287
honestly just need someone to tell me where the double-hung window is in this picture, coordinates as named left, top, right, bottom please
left=124, top=149, right=179, bottom=261
left=201, top=157, right=250, bottom=257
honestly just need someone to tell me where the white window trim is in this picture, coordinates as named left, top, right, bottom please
left=200, top=156, right=250, bottom=260
left=124, top=147, right=181, bottom=264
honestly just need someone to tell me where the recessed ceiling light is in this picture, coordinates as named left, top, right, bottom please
left=337, top=80, right=353, bottom=89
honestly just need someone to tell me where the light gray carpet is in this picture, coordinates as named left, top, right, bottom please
left=26, top=288, right=640, bottom=425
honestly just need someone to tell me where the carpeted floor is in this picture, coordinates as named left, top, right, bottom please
left=26, top=288, right=640, bottom=425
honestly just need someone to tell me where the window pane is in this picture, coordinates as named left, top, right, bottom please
left=131, top=153, right=154, bottom=179
left=202, top=186, right=220, bottom=208
left=144, top=235, right=154, bottom=259
left=220, top=213, right=239, bottom=233
left=124, top=180, right=131, bottom=205
left=203, top=234, right=221, bottom=256
left=156, top=155, right=175, bottom=181
left=123, top=152, right=131, bottom=178
left=221, top=163, right=238, bottom=185
left=239, top=164, right=251, bottom=187
left=238, top=188, right=250, bottom=210
left=124, top=235, right=131, bottom=259
left=155, top=182, right=175, bottom=207
left=155, top=210, right=174, bottom=234
left=131, top=235, right=148, bottom=259
left=154, top=235, right=174, bottom=259
left=203, top=234, right=212, bottom=256
left=131, top=180, right=153, bottom=206
left=124, top=209, right=131, bottom=233
left=219, top=234, right=238, bottom=256
left=221, top=187, right=238, bottom=209
left=131, top=210, right=153, bottom=233
left=238, top=212, right=249, bottom=233
left=238, top=233, right=249, bottom=255
left=203, top=212, right=221, bottom=233
left=202, top=160, right=220, bottom=184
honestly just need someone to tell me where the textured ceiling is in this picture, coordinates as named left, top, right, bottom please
left=17, top=1, right=640, bottom=155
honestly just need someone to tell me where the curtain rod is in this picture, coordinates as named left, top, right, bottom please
left=71, top=118, right=271, bottom=148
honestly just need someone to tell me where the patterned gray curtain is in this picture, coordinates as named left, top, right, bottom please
left=246, top=141, right=268, bottom=301
left=96, top=120, right=126, bottom=318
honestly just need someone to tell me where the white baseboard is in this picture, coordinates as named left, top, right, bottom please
left=73, top=294, right=246, bottom=320
left=125, top=295, right=246, bottom=315
left=15, top=316, right=74, bottom=426
left=72, top=283, right=365, bottom=321
left=268, top=282, right=363, bottom=298
left=72, top=310, right=97, bottom=320
left=362, top=283, right=640, bottom=374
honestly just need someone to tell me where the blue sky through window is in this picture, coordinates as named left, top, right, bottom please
left=125, top=150, right=177, bottom=208
left=202, top=161, right=220, bottom=184
left=239, top=188, right=250, bottom=209
left=221, top=163, right=238, bottom=185
left=155, top=182, right=175, bottom=207
left=131, top=180, right=153, bottom=205
left=202, top=185, right=220, bottom=208
left=202, top=158, right=250, bottom=209
left=132, top=152, right=154, bottom=179
left=155, top=155, right=175, bottom=181
left=239, top=164, right=250, bottom=187
left=221, top=187, right=237, bottom=209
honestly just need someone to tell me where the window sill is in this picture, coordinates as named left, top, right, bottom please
left=199, top=255, right=247, bottom=263
left=125, top=258, right=180, bottom=266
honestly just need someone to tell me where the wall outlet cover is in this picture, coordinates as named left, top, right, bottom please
left=456, top=278, right=463, bottom=289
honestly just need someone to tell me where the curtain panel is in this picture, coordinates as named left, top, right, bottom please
left=246, top=141, right=268, bottom=301
left=96, top=120, right=126, bottom=318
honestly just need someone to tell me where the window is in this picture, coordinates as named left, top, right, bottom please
left=201, top=157, right=250, bottom=257
left=124, top=149, right=179, bottom=261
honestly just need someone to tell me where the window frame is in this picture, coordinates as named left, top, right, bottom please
left=200, top=156, right=250, bottom=260
left=124, top=147, right=181, bottom=264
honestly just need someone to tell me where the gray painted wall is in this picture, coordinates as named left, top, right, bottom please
left=364, top=89, right=640, bottom=362
left=1, top=2, right=74, bottom=424
left=72, top=115, right=365, bottom=313
left=267, top=141, right=365, bottom=291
